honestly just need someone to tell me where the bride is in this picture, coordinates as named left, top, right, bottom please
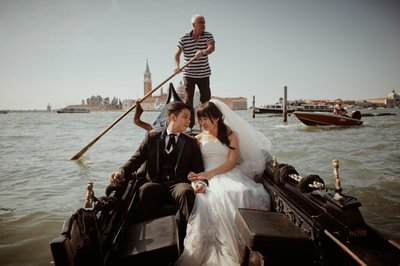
left=175, top=99, right=272, bottom=266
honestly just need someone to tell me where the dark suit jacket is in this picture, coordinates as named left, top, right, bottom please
left=121, top=129, right=204, bottom=182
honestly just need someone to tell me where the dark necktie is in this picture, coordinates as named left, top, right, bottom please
left=166, top=134, right=176, bottom=152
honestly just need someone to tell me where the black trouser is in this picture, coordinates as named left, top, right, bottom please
left=183, top=76, right=211, bottom=128
left=138, top=181, right=195, bottom=224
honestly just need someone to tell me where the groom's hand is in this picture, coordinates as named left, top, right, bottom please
left=109, top=170, right=123, bottom=183
left=187, top=171, right=198, bottom=182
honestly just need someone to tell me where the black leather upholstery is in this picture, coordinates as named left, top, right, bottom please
left=235, top=208, right=314, bottom=265
left=118, top=215, right=180, bottom=265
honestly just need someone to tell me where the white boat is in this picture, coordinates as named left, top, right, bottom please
left=297, top=104, right=332, bottom=112
left=254, top=104, right=332, bottom=114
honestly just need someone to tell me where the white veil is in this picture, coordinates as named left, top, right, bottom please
left=210, top=99, right=272, bottom=178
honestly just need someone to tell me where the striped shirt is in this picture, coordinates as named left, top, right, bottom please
left=177, top=31, right=214, bottom=78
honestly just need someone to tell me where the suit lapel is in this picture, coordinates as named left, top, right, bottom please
left=157, top=130, right=168, bottom=177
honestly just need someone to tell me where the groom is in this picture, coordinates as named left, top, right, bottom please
left=109, top=101, right=204, bottom=229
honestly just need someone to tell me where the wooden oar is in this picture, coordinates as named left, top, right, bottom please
left=70, top=57, right=196, bottom=160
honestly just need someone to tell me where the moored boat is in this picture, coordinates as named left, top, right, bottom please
left=57, top=107, right=90, bottom=113
left=300, top=104, right=332, bottom=112
left=294, top=111, right=363, bottom=126
left=50, top=87, right=399, bottom=266
left=255, top=104, right=332, bottom=114
left=254, top=104, right=298, bottom=114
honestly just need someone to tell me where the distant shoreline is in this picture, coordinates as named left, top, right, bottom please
left=2, top=106, right=399, bottom=113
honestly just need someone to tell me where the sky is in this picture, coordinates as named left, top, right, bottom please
left=0, top=0, right=399, bottom=110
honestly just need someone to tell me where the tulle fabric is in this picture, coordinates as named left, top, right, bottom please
left=175, top=140, right=270, bottom=266
left=210, top=99, right=272, bottom=178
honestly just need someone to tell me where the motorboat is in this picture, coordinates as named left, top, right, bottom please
left=294, top=111, right=363, bottom=126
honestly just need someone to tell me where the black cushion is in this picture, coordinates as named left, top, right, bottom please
left=118, top=215, right=180, bottom=265
left=235, top=208, right=312, bottom=255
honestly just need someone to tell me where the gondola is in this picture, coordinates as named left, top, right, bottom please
left=50, top=84, right=400, bottom=266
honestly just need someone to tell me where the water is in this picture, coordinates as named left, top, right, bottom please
left=0, top=109, right=399, bottom=265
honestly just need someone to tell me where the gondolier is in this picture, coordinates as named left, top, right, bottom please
left=174, top=14, right=215, bottom=129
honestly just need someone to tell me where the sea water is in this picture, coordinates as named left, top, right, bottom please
left=0, top=109, right=399, bottom=265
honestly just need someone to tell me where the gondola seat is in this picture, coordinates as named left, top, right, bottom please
left=235, top=208, right=314, bottom=266
left=117, top=215, right=180, bottom=266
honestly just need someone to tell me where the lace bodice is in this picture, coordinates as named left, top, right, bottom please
left=200, top=140, right=229, bottom=171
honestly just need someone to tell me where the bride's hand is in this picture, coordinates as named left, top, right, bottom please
left=196, top=171, right=212, bottom=180
left=193, top=182, right=206, bottom=193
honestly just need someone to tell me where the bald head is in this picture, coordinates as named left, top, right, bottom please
left=191, top=15, right=204, bottom=24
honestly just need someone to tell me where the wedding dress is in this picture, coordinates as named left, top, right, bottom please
left=175, top=138, right=271, bottom=266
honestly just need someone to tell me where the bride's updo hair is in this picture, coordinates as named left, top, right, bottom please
left=197, top=101, right=234, bottom=149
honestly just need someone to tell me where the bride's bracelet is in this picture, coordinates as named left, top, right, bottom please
left=196, top=179, right=209, bottom=187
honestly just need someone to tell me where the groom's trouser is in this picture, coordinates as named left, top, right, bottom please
left=138, top=181, right=195, bottom=223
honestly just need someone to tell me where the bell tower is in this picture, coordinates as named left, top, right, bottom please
left=144, top=59, right=152, bottom=97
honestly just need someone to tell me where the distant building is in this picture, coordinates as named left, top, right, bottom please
left=387, top=89, right=400, bottom=107
left=211, top=96, right=248, bottom=110
left=143, top=59, right=152, bottom=96
left=47, top=103, right=51, bottom=112
left=140, top=59, right=156, bottom=110
left=122, top=99, right=135, bottom=110
left=139, top=60, right=170, bottom=110
left=304, top=99, right=332, bottom=106
left=366, top=89, right=399, bottom=108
